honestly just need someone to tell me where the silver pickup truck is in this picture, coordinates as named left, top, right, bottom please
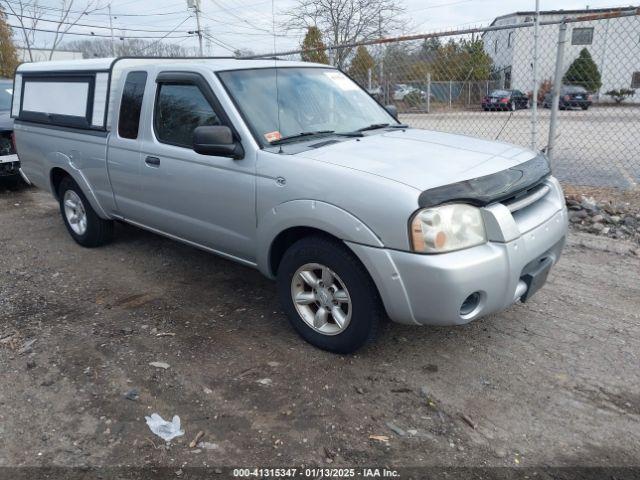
left=14, top=58, right=567, bottom=353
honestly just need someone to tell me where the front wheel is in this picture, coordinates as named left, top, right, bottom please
left=276, top=236, right=384, bottom=354
left=58, top=177, right=113, bottom=247
left=581, top=105, right=589, bottom=110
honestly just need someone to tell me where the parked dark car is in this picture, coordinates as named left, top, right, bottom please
left=482, top=89, right=529, bottom=111
left=0, top=79, right=20, bottom=179
left=543, top=85, right=592, bottom=110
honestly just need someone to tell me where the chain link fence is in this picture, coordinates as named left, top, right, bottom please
left=250, top=7, right=640, bottom=193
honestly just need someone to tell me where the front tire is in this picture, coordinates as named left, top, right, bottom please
left=58, top=177, right=113, bottom=247
left=276, top=236, right=384, bottom=354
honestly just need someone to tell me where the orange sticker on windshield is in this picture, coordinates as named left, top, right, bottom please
left=264, top=131, right=282, bottom=142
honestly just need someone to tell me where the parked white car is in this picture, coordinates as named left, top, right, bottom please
left=393, top=84, right=428, bottom=102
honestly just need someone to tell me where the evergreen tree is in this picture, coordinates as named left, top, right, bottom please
left=0, top=6, right=18, bottom=78
left=300, top=26, right=329, bottom=64
left=348, top=46, right=375, bottom=85
left=563, top=48, right=602, bottom=92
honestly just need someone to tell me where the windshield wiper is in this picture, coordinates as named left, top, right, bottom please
left=338, top=123, right=410, bottom=137
left=356, top=123, right=409, bottom=132
left=357, top=123, right=390, bottom=132
left=269, top=130, right=335, bottom=145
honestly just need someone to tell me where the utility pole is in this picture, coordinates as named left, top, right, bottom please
left=108, top=3, right=115, bottom=57
left=188, top=0, right=204, bottom=56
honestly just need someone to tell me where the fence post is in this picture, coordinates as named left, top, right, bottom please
left=449, top=80, right=452, bottom=109
left=367, top=68, right=372, bottom=90
left=426, top=72, right=431, bottom=114
left=547, top=21, right=568, bottom=161
left=531, top=0, right=540, bottom=150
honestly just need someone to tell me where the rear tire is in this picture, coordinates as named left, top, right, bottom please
left=58, top=176, right=113, bottom=247
left=276, top=236, right=384, bottom=354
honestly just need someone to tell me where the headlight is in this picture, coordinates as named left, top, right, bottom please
left=410, top=204, right=487, bottom=253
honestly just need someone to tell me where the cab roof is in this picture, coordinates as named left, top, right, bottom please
left=16, top=57, right=329, bottom=73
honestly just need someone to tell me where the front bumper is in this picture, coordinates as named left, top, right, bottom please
left=348, top=179, right=568, bottom=326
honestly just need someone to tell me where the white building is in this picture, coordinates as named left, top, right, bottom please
left=17, top=48, right=84, bottom=63
left=483, top=7, right=640, bottom=102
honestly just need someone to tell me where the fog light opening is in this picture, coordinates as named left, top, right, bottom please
left=460, top=292, right=481, bottom=317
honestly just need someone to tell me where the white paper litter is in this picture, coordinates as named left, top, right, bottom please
left=149, top=361, right=170, bottom=369
left=145, top=413, right=185, bottom=442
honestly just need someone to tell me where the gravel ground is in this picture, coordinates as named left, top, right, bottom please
left=1, top=183, right=639, bottom=475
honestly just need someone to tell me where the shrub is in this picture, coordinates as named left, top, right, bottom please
left=563, top=48, right=602, bottom=93
left=604, top=88, right=636, bottom=104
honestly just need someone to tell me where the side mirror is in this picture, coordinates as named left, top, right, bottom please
left=385, top=104, right=398, bottom=119
left=193, top=125, right=244, bottom=159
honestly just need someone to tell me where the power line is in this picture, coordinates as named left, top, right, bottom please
left=205, top=0, right=274, bottom=33
left=6, top=22, right=193, bottom=39
left=4, top=10, right=197, bottom=33
left=139, top=16, right=194, bottom=52
left=1, top=0, right=186, bottom=17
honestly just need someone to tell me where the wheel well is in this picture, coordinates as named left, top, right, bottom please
left=269, top=227, right=341, bottom=276
left=50, top=167, right=70, bottom=199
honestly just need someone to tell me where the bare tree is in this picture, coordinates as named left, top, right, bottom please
left=47, top=0, right=105, bottom=60
left=3, top=0, right=105, bottom=61
left=64, top=38, right=196, bottom=58
left=283, top=0, right=403, bottom=69
left=2, top=0, right=45, bottom=61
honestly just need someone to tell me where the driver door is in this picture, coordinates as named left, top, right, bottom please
left=135, top=71, right=257, bottom=263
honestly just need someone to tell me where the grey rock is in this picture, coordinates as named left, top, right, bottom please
left=419, top=386, right=430, bottom=399
left=386, top=422, right=407, bottom=437
left=124, top=388, right=139, bottom=401
left=580, top=197, right=598, bottom=211
left=493, top=448, right=507, bottom=458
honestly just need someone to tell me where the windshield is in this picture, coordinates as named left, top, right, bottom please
left=218, top=67, right=396, bottom=146
left=489, top=90, right=510, bottom=96
left=0, top=82, right=12, bottom=111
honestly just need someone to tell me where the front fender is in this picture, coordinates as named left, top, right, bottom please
left=256, top=200, right=384, bottom=277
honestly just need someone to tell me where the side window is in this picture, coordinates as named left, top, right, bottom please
left=118, top=71, right=147, bottom=139
left=154, top=83, right=221, bottom=147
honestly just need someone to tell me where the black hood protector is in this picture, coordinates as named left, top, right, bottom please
left=418, top=154, right=551, bottom=208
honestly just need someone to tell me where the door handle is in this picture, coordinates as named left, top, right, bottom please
left=145, top=156, right=160, bottom=167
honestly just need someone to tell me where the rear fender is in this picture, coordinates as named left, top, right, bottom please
left=49, top=152, right=110, bottom=220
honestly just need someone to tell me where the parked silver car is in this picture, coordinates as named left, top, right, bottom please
left=14, top=58, right=567, bottom=353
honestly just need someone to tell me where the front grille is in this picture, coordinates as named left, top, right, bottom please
left=502, top=183, right=550, bottom=213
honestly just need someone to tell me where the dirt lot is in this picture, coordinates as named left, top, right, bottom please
left=1, top=183, right=639, bottom=475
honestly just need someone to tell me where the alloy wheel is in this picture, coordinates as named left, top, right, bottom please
left=291, top=263, right=352, bottom=335
left=63, top=190, right=87, bottom=235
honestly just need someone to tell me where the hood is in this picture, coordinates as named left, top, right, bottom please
left=298, top=129, right=537, bottom=191
left=0, top=111, right=13, bottom=132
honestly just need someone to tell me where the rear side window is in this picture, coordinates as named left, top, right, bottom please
left=118, top=71, right=147, bottom=139
left=154, top=83, right=221, bottom=147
